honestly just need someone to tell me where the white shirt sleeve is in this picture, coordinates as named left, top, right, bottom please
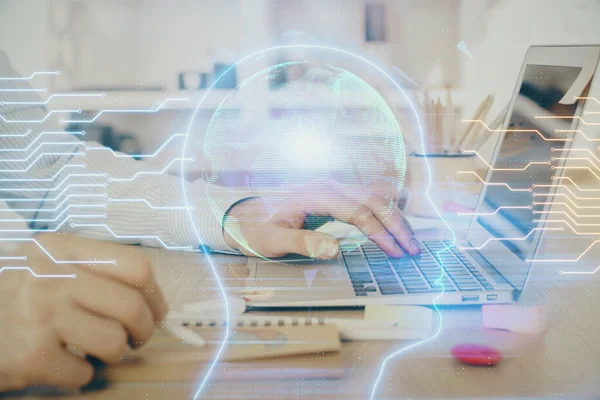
left=0, top=200, right=32, bottom=253
left=0, top=50, right=248, bottom=252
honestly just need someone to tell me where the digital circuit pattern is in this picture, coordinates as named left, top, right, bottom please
left=456, top=92, right=600, bottom=276
left=0, top=46, right=427, bottom=399
left=4, top=45, right=598, bottom=399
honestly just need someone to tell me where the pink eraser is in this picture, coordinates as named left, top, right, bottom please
left=482, top=305, right=546, bottom=334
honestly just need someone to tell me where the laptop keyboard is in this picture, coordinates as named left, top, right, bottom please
left=341, top=240, right=494, bottom=296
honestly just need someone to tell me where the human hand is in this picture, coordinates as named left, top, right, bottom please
left=0, top=234, right=168, bottom=392
left=223, top=182, right=419, bottom=259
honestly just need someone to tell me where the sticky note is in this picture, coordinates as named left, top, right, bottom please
left=482, top=305, right=546, bottom=335
left=364, top=305, right=433, bottom=329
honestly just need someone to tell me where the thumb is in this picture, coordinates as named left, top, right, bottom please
left=275, top=227, right=340, bottom=259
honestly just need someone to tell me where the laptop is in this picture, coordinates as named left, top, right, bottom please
left=244, top=45, right=600, bottom=308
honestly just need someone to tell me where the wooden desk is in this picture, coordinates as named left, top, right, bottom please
left=15, top=243, right=600, bottom=399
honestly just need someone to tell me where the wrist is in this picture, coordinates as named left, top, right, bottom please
left=0, top=374, right=27, bottom=393
left=223, top=223, right=239, bottom=250
left=222, top=197, right=255, bottom=251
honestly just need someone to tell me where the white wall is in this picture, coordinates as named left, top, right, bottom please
left=269, top=0, right=460, bottom=86
left=4, top=0, right=598, bottom=96
left=0, top=0, right=462, bottom=91
left=2, top=0, right=599, bottom=159
left=64, top=0, right=259, bottom=91
left=0, top=0, right=49, bottom=80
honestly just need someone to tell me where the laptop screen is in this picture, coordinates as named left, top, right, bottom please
left=475, top=64, right=585, bottom=290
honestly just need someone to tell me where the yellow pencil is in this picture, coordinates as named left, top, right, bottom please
left=463, top=96, right=494, bottom=149
left=470, top=103, right=509, bottom=151
left=454, top=95, right=494, bottom=151
left=445, top=86, right=455, bottom=152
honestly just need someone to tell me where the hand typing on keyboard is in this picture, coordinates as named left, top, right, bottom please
left=223, top=181, right=420, bottom=259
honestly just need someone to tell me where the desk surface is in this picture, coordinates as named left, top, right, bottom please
left=17, top=241, right=600, bottom=399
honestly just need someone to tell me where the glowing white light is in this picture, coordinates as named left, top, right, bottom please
left=282, top=126, right=334, bottom=169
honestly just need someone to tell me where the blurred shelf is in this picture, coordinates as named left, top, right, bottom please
left=46, top=90, right=232, bottom=111
left=46, top=88, right=412, bottom=111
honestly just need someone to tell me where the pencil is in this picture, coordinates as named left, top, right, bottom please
left=445, top=86, right=455, bottom=151
left=436, top=98, right=448, bottom=152
left=430, top=99, right=437, bottom=152
left=463, top=95, right=494, bottom=149
left=470, top=103, right=509, bottom=151
left=80, top=356, right=108, bottom=392
left=454, top=95, right=493, bottom=151
left=423, top=89, right=430, bottom=117
left=454, top=95, right=491, bottom=150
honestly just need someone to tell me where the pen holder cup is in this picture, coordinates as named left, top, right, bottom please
left=405, top=152, right=483, bottom=218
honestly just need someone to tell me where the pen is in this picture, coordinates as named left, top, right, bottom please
left=80, top=356, right=109, bottom=392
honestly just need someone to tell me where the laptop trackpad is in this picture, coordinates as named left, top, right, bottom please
left=255, top=259, right=341, bottom=287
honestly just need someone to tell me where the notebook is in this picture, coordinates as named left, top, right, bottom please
left=104, top=325, right=343, bottom=382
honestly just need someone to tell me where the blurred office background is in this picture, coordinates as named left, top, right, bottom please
left=0, top=0, right=598, bottom=175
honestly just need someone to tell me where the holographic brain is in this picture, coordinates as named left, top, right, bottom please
left=202, top=61, right=406, bottom=257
